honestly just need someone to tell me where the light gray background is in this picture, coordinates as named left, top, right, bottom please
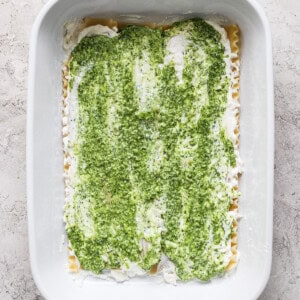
left=0, top=0, right=299, bottom=299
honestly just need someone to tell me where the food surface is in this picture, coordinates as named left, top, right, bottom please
left=63, top=18, right=241, bottom=282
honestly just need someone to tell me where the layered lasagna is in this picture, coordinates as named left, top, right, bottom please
left=62, top=18, right=241, bottom=283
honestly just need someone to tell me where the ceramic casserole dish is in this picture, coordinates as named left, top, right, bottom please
left=27, top=0, right=274, bottom=299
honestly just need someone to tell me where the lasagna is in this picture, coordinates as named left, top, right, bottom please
left=62, top=18, right=241, bottom=283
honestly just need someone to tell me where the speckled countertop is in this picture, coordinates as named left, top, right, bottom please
left=0, top=0, right=299, bottom=299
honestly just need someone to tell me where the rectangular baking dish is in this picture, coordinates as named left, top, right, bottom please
left=27, top=0, right=274, bottom=299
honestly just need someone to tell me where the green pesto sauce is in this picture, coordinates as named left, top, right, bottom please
left=65, top=19, right=237, bottom=281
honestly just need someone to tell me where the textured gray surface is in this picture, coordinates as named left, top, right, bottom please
left=0, top=0, right=299, bottom=299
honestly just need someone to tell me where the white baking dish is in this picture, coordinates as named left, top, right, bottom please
left=27, top=0, right=274, bottom=299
